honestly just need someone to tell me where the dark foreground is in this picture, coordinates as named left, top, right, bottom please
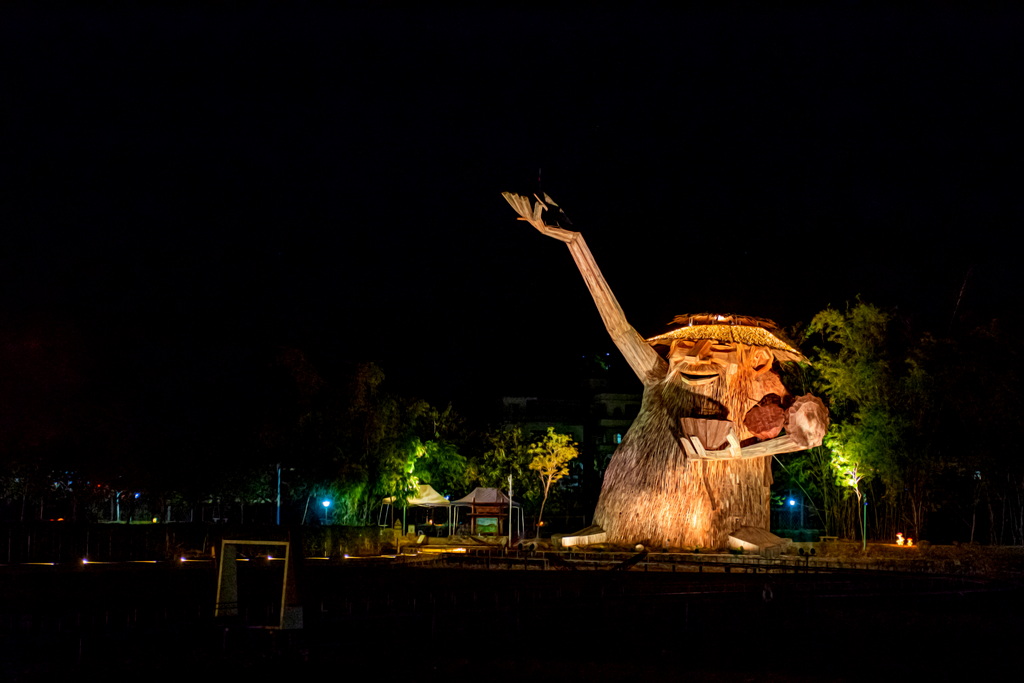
left=2, top=558, right=1020, bottom=681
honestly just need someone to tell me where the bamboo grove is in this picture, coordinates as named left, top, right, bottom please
left=781, top=302, right=1024, bottom=545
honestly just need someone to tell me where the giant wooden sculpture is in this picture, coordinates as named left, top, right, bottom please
left=503, top=192, right=828, bottom=549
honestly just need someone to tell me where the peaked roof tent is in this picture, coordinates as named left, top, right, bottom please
left=451, top=487, right=521, bottom=507
left=451, top=487, right=524, bottom=540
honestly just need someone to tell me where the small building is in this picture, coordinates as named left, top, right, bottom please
left=451, top=487, right=524, bottom=538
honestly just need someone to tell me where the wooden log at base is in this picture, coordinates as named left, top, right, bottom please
left=729, top=526, right=791, bottom=558
left=560, top=525, right=608, bottom=548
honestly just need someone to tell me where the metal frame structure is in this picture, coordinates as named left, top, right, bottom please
left=214, top=539, right=302, bottom=630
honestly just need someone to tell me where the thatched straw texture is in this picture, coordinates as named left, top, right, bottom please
left=647, top=313, right=804, bottom=363
left=593, top=351, right=780, bottom=549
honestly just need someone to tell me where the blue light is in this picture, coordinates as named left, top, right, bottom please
left=788, top=499, right=796, bottom=506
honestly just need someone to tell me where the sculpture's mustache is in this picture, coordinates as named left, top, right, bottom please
left=678, top=363, right=721, bottom=374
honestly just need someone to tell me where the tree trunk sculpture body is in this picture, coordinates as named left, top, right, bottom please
left=596, top=354, right=779, bottom=548
left=503, top=192, right=827, bottom=549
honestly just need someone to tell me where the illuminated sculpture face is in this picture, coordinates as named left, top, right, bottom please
left=666, top=338, right=775, bottom=386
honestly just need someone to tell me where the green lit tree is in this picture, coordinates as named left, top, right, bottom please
left=528, top=427, right=579, bottom=536
left=406, top=401, right=469, bottom=498
left=807, top=302, right=936, bottom=541
left=330, top=366, right=473, bottom=522
left=471, top=424, right=536, bottom=503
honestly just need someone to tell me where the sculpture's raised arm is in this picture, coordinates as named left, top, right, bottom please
left=502, top=192, right=665, bottom=384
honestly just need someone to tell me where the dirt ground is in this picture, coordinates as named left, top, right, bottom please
left=4, top=542, right=1023, bottom=680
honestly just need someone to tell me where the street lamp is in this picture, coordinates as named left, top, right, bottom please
left=862, top=498, right=869, bottom=552
left=322, top=499, right=331, bottom=525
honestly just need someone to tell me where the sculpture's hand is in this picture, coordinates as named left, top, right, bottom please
left=501, top=188, right=667, bottom=383
left=784, top=394, right=829, bottom=449
left=501, top=192, right=577, bottom=243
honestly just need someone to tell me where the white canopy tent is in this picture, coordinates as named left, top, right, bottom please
left=378, top=484, right=452, bottom=534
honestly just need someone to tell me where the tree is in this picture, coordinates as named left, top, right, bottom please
left=469, top=424, right=536, bottom=502
left=255, top=358, right=472, bottom=526
left=326, top=365, right=475, bottom=524
left=790, top=302, right=1024, bottom=546
left=827, top=426, right=869, bottom=549
left=528, top=427, right=579, bottom=535
left=407, top=402, right=469, bottom=498
left=918, top=320, right=1024, bottom=544
left=807, top=302, right=937, bottom=541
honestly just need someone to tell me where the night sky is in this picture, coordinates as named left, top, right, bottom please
left=3, top=7, right=1023, bottom=438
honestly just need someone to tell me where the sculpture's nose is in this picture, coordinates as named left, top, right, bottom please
left=685, top=339, right=714, bottom=363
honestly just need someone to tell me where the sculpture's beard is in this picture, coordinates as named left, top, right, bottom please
left=666, top=362, right=758, bottom=440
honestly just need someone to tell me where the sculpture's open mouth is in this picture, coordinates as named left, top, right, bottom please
left=679, top=371, right=719, bottom=385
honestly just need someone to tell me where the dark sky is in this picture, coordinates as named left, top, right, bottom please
left=3, top=7, right=1023, bottom=429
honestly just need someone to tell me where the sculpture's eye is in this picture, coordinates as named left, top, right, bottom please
left=748, top=348, right=773, bottom=374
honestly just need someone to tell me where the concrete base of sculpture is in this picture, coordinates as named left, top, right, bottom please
left=728, top=526, right=791, bottom=559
